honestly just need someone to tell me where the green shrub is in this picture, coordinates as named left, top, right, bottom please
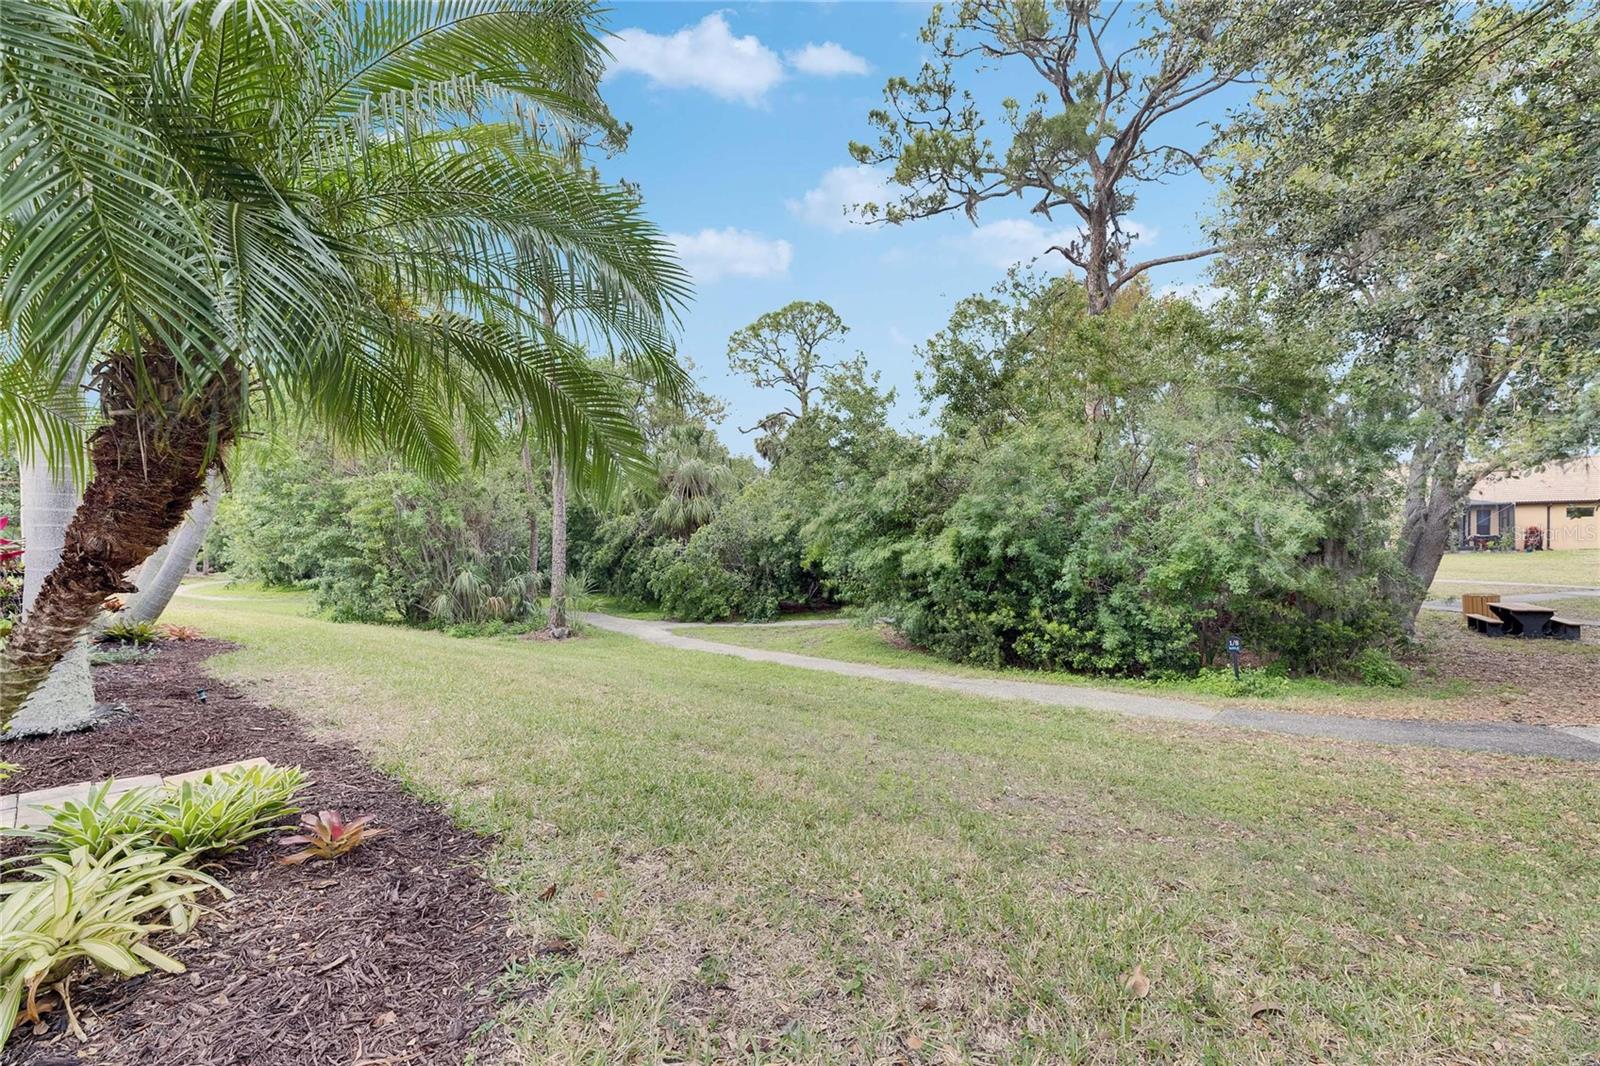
left=98, top=618, right=160, bottom=646
left=146, top=765, right=306, bottom=856
left=215, top=436, right=544, bottom=626
left=442, top=617, right=542, bottom=639
left=647, top=540, right=756, bottom=621
left=1176, top=668, right=1292, bottom=699
left=8, top=786, right=155, bottom=861
left=647, top=478, right=820, bottom=622
left=1351, top=647, right=1409, bottom=688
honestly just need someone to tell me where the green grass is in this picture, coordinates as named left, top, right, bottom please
left=672, top=622, right=1476, bottom=709
left=1425, top=581, right=1564, bottom=603
left=167, top=586, right=1600, bottom=1063
left=1432, top=548, right=1599, bottom=587
left=1536, top=596, right=1600, bottom=619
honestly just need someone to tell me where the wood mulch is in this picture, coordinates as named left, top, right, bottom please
left=1402, top=614, right=1600, bottom=725
left=1, top=640, right=514, bottom=1066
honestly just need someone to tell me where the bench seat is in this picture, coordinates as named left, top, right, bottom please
left=1547, top=616, right=1583, bottom=641
left=1465, top=612, right=1507, bottom=636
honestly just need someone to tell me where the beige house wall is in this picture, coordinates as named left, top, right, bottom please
left=1515, top=502, right=1599, bottom=550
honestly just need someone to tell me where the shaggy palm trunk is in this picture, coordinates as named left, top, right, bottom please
left=0, top=347, right=238, bottom=728
left=125, top=470, right=222, bottom=624
left=548, top=454, right=569, bottom=636
left=3, top=457, right=97, bottom=737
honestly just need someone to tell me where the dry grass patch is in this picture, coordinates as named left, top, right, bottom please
left=168, top=586, right=1600, bottom=1063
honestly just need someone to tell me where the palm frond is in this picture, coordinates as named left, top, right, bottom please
left=0, top=0, right=690, bottom=500
left=292, top=2, right=613, bottom=150
left=0, top=0, right=219, bottom=378
left=0, top=341, right=89, bottom=480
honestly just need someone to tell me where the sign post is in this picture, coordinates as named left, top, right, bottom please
left=1225, top=636, right=1242, bottom=680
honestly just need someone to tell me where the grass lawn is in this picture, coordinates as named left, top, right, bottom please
left=1425, top=581, right=1567, bottom=603
left=167, top=586, right=1600, bottom=1063
left=1432, top=548, right=1599, bottom=588
left=1537, top=596, right=1600, bottom=619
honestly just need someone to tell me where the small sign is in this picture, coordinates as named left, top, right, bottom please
left=1225, top=636, right=1242, bottom=680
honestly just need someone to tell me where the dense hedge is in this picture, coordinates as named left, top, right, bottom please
left=214, top=280, right=1412, bottom=677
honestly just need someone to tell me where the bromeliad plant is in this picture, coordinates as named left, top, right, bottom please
left=0, top=842, right=226, bottom=1045
left=14, top=765, right=307, bottom=862
left=96, top=618, right=160, bottom=647
left=0, top=516, right=19, bottom=566
left=280, top=810, right=384, bottom=866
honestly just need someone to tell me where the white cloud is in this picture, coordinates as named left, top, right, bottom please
left=963, top=219, right=1066, bottom=269
left=668, top=227, right=793, bottom=282
left=963, top=216, right=1162, bottom=269
left=1124, top=219, right=1159, bottom=249
left=787, top=41, right=870, bottom=77
left=787, top=165, right=890, bottom=232
left=608, top=14, right=784, bottom=104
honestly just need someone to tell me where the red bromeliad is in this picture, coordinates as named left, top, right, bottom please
left=0, top=517, right=20, bottom=566
left=279, top=810, right=385, bottom=865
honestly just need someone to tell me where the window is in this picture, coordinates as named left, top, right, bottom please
left=1475, top=508, right=1491, bottom=535
left=1568, top=505, right=1597, bottom=520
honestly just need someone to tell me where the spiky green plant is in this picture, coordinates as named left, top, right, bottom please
left=14, top=765, right=307, bottom=861
left=0, top=842, right=226, bottom=1044
left=97, top=619, right=160, bottom=647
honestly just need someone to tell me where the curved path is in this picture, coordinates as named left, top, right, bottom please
left=582, top=613, right=1600, bottom=762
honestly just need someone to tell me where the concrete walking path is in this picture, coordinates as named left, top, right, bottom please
left=582, top=613, right=1600, bottom=762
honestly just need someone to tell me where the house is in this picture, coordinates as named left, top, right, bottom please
left=1462, top=456, right=1600, bottom=550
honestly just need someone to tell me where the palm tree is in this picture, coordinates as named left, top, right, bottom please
left=0, top=0, right=688, bottom=726
left=650, top=428, right=740, bottom=537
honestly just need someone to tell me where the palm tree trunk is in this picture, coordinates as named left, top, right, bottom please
left=548, top=454, right=569, bottom=635
left=124, top=470, right=222, bottom=624
left=520, top=425, right=540, bottom=595
left=0, top=348, right=237, bottom=728
left=135, top=541, right=172, bottom=592
left=3, top=456, right=98, bottom=738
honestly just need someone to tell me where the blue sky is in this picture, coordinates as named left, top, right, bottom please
left=594, top=2, right=1242, bottom=454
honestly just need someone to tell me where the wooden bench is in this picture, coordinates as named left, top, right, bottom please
left=1461, top=592, right=1501, bottom=618
left=1466, top=612, right=1507, bottom=636
left=1547, top=616, right=1582, bottom=641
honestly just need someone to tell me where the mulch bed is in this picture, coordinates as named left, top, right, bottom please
left=1409, top=614, right=1600, bottom=725
left=2, top=640, right=515, bottom=1066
